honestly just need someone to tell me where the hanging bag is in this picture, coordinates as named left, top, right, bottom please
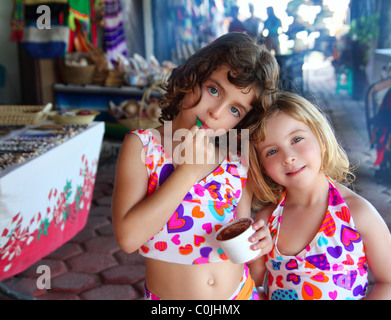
left=22, top=23, right=69, bottom=59
left=21, top=0, right=70, bottom=58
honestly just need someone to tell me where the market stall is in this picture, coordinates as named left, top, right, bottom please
left=0, top=121, right=104, bottom=281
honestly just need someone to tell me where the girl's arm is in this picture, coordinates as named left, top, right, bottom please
left=246, top=203, right=275, bottom=287
left=236, top=182, right=272, bottom=254
left=339, top=184, right=391, bottom=300
left=112, top=127, right=213, bottom=253
left=235, top=181, right=253, bottom=220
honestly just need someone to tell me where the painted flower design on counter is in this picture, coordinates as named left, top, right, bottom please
left=0, top=155, right=98, bottom=277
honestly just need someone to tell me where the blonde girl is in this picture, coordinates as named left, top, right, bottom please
left=248, top=92, right=391, bottom=300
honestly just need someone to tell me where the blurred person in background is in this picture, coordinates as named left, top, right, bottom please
left=263, top=6, right=282, bottom=55
left=228, top=5, right=246, bottom=33
left=244, top=3, right=263, bottom=40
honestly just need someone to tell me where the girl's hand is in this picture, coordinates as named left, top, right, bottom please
left=175, top=126, right=215, bottom=169
left=248, top=218, right=272, bottom=257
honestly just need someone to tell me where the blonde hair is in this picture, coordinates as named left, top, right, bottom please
left=249, top=91, right=355, bottom=206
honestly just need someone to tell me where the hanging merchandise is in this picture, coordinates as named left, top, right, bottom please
left=60, top=1, right=111, bottom=86
left=68, top=0, right=92, bottom=52
left=24, top=0, right=69, bottom=21
left=21, top=0, right=70, bottom=58
left=22, top=23, right=70, bottom=58
left=68, top=0, right=91, bottom=35
left=103, top=0, right=128, bottom=64
left=10, top=0, right=24, bottom=42
left=90, top=0, right=105, bottom=47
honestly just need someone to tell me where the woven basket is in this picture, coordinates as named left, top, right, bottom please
left=0, top=103, right=52, bottom=125
left=104, top=70, right=125, bottom=87
left=92, top=70, right=108, bottom=86
left=118, top=81, right=164, bottom=130
left=60, top=63, right=96, bottom=85
left=49, top=110, right=100, bottom=125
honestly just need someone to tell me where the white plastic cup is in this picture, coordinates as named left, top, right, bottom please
left=215, top=217, right=262, bottom=264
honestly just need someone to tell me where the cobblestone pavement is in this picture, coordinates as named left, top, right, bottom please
left=1, top=62, right=390, bottom=300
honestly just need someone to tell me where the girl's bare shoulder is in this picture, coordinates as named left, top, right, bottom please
left=335, top=183, right=376, bottom=215
left=254, top=203, right=278, bottom=223
left=334, top=182, right=386, bottom=234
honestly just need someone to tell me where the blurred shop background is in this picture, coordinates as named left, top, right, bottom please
left=0, top=0, right=390, bottom=106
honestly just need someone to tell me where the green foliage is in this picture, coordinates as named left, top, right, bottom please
left=349, top=13, right=380, bottom=64
left=350, top=13, right=379, bottom=45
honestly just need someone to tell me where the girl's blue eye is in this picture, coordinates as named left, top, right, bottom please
left=266, top=149, right=276, bottom=157
left=208, top=86, right=219, bottom=97
left=230, top=106, right=241, bottom=117
left=293, top=137, right=303, bottom=144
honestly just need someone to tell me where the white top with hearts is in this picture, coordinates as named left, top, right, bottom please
left=131, top=129, right=248, bottom=265
left=265, top=177, right=368, bottom=300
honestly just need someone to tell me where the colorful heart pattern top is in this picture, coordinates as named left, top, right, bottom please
left=265, top=177, right=368, bottom=300
left=132, top=129, right=248, bottom=265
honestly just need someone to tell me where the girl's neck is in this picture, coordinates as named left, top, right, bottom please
left=160, top=119, right=192, bottom=150
left=284, top=174, right=329, bottom=207
left=157, top=117, right=190, bottom=144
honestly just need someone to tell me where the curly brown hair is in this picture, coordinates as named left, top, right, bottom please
left=158, top=32, right=279, bottom=133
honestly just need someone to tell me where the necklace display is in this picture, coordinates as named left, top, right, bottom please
left=0, top=124, right=88, bottom=171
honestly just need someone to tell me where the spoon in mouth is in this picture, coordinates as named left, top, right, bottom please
left=196, top=117, right=202, bottom=128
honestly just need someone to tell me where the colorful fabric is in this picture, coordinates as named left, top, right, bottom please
left=10, top=0, right=24, bottom=42
left=265, top=177, right=368, bottom=300
left=24, top=2, right=69, bottom=21
left=143, top=264, right=259, bottom=300
left=20, top=0, right=70, bottom=58
left=68, top=0, right=91, bottom=31
left=24, top=0, right=68, bottom=4
left=131, top=129, right=248, bottom=265
left=103, top=0, right=127, bottom=63
left=22, top=24, right=70, bottom=58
